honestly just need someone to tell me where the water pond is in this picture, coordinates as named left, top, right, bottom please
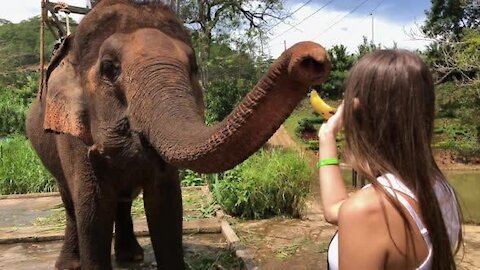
left=444, top=170, right=480, bottom=224
left=336, top=169, right=480, bottom=224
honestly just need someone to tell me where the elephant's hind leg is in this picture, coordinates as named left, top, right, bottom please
left=114, top=200, right=144, bottom=262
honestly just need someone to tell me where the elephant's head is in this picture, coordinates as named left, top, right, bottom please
left=43, top=0, right=331, bottom=173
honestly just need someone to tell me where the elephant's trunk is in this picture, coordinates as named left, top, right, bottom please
left=129, top=42, right=330, bottom=173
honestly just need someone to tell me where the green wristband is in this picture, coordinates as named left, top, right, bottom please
left=316, top=158, right=340, bottom=168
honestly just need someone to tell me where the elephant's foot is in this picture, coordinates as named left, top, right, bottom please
left=55, top=255, right=81, bottom=270
left=114, top=237, right=144, bottom=262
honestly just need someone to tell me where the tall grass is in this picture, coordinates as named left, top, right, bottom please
left=0, top=75, right=37, bottom=136
left=211, top=148, right=313, bottom=219
left=0, top=135, right=56, bottom=195
left=0, top=89, right=28, bottom=136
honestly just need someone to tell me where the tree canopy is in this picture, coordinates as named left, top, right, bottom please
left=423, top=0, right=480, bottom=40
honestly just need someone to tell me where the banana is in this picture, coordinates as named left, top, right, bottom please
left=309, top=90, right=336, bottom=120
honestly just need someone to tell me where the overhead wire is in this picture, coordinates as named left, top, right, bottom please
left=270, top=0, right=337, bottom=41
left=340, top=0, right=388, bottom=36
left=370, top=0, right=387, bottom=14
left=312, top=0, right=373, bottom=40
left=268, top=0, right=314, bottom=31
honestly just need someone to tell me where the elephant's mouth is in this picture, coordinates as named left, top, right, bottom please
left=90, top=117, right=148, bottom=164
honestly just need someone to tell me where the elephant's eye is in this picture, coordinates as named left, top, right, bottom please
left=100, top=59, right=120, bottom=81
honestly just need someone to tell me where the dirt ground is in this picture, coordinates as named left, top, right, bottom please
left=232, top=198, right=480, bottom=270
left=433, top=149, right=480, bottom=170
left=251, top=125, right=480, bottom=269
left=0, top=234, right=240, bottom=270
left=232, top=200, right=333, bottom=270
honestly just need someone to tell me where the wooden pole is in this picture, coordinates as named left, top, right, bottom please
left=39, top=0, right=46, bottom=99
left=45, top=19, right=60, bottom=40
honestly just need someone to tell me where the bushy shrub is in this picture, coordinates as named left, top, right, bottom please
left=307, top=140, right=319, bottom=150
left=294, top=116, right=323, bottom=139
left=211, top=149, right=313, bottom=219
left=0, top=75, right=38, bottom=136
left=0, top=135, right=55, bottom=194
left=204, top=78, right=252, bottom=124
left=180, top=169, right=207, bottom=187
left=0, top=93, right=27, bottom=136
left=433, top=119, right=480, bottom=159
left=436, top=82, right=460, bottom=118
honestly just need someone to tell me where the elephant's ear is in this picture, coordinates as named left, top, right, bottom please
left=43, top=36, right=92, bottom=145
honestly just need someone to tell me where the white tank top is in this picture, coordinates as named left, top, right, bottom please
left=327, top=173, right=460, bottom=270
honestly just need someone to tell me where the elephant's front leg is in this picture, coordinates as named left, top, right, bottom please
left=56, top=196, right=80, bottom=270
left=143, top=167, right=184, bottom=269
left=74, top=177, right=117, bottom=270
left=114, top=200, right=144, bottom=262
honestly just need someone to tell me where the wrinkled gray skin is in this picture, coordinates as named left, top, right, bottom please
left=26, top=0, right=330, bottom=269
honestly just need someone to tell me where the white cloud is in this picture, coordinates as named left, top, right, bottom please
left=266, top=4, right=431, bottom=57
left=2, top=1, right=431, bottom=57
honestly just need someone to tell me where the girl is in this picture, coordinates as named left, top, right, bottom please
left=318, top=50, right=462, bottom=270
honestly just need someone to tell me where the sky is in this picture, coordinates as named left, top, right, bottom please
left=1, top=0, right=434, bottom=57
left=265, top=0, right=433, bottom=57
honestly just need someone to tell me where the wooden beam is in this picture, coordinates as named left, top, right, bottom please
left=45, top=1, right=91, bottom=15
left=45, top=20, right=60, bottom=40
left=47, top=8, right=66, bottom=36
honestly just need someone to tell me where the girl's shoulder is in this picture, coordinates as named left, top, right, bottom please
left=339, top=186, right=384, bottom=224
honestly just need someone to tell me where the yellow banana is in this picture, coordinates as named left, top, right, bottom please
left=309, top=90, right=336, bottom=120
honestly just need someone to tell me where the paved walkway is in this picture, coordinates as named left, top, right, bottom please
left=0, top=187, right=241, bottom=269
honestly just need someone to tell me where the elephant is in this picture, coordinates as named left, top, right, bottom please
left=26, top=0, right=330, bottom=269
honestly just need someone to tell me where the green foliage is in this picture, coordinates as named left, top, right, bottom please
left=356, top=36, right=383, bottom=58
left=423, top=0, right=465, bottom=39
left=211, top=149, right=313, bottom=219
left=423, top=0, right=479, bottom=40
left=294, top=116, right=323, bottom=139
left=203, top=41, right=264, bottom=123
left=180, top=169, right=206, bottom=187
left=204, top=78, right=250, bottom=124
left=318, top=45, right=355, bottom=99
left=456, top=28, right=480, bottom=66
left=436, top=82, right=460, bottom=118
left=307, top=140, right=319, bottom=151
left=433, top=29, right=480, bottom=143
left=0, top=17, right=56, bottom=74
left=0, top=135, right=56, bottom=195
left=183, top=0, right=284, bottom=86
left=0, top=75, right=38, bottom=136
left=433, top=118, right=480, bottom=157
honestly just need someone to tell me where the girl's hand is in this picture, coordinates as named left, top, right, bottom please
left=318, top=102, right=344, bottom=140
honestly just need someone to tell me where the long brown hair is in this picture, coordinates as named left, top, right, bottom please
left=342, top=49, right=462, bottom=269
